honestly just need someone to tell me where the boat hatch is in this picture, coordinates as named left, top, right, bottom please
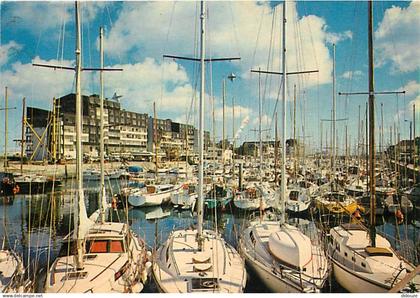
left=87, top=240, right=125, bottom=253
left=147, top=186, right=156, bottom=193
left=193, top=257, right=211, bottom=264
left=289, top=191, right=299, bottom=201
left=365, top=246, right=393, bottom=257
left=65, top=271, right=87, bottom=280
left=191, top=277, right=219, bottom=291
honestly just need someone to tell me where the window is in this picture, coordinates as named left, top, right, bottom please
left=89, top=240, right=108, bottom=253
left=361, top=262, right=366, bottom=268
left=110, top=240, right=124, bottom=253
left=351, top=256, right=355, bottom=262
left=344, top=252, right=348, bottom=257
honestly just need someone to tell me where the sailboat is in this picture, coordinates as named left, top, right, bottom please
left=233, top=60, right=275, bottom=212
left=152, top=1, right=246, bottom=293
left=328, top=1, right=420, bottom=293
left=239, top=1, right=329, bottom=292
left=0, top=245, right=26, bottom=293
left=44, top=3, right=150, bottom=293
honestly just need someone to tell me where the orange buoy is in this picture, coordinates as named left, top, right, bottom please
left=395, top=209, right=404, bottom=223
left=353, top=209, right=361, bottom=220
left=112, top=196, right=117, bottom=209
left=13, top=185, right=20, bottom=195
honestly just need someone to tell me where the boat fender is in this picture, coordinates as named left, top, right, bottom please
left=395, top=209, right=404, bottom=223
left=112, top=196, right=117, bottom=209
left=142, top=261, right=152, bottom=282
left=353, top=209, right=361, bottom=220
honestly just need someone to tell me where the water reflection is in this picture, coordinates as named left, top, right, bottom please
left=0, top=178, right=418, bottom=293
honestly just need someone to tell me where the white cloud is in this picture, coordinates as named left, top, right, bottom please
left=214, top=104, right=252, bottom=122
left=393, top=80, right=419, bottom=126
left=0, top=57, right=194, bottom=120
left=0, top=41, right=22, bottom=67
left=375, top=1, right=420, bottom=73
left=399, top=80, right=420, bottom=97
left=103, top=58, right=194, bottom=116
left=104, top=1, right=352, bottom=91
left=341, top=70, right=362, bottom=79
left=326, top=30, right=353, bottom=45
left=0, top=57, right=77, bottom=108
left=409, top=96, right=420, bottom=112
left=5, top=2, right=106, bottom=34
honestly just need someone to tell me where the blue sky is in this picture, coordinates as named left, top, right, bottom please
left=1, top=1, right=419, bottom=155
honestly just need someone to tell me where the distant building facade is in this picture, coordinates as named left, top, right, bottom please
left=25, top=93, right=210, bottom=161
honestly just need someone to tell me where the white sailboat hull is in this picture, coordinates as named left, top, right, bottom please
left=170, top=191, right=197, bottom=209
left=332, top=259, right=387, bottom=293
left=243, top=251, right=300, bottom=293
left=233, top=198, right=264, bottom=210
left=286, top=200, right=311, bottom=213
left=128, top=190, right=173, bottom=207
left=153, top=229, right=246, bottom=293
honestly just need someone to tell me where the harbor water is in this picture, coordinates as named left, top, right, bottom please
left=0, top=178, right=418, bottom=293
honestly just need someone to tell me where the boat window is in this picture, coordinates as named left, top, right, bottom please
left=361, top=262, right=366, bottom=268
left=351, top=256, right=355, bottom=262
left=289, top=191, right=299, bottom=201
left=147, top=186, right=156, bottom=193
left=344, top=252, right=347, bottom=257
left=335, top=242, right=340, bottom=252
left=110, top=240, right=124, bottom=253
left=88, top=240, right=108, bottom=253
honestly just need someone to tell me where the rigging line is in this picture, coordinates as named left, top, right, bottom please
left=376, top=2, right=402, bottom=90
left=160, top=1, right=177, bottom=109
left=301, top=2, right=319, bottom=72
left=56, top=15, right=64, bottom=62
left=250, top=3, right=266, bottom=71
left=186, top=1, right=200, bottom=126
left=261, top=5, right=277, bottom=134
left=228, top=1, right=241, bottom=58
left=85, top=8, right=95, bottom=94
left=105, top=4, right=122, bottom=65
left=61, top=15, right=67, bottom=69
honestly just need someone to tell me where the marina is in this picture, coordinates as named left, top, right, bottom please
left=1, top=0, right=419, bottom=294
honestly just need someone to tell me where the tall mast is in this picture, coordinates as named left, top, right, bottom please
left=259, top=69, right=263, bottom=184
left=99, top=26, right=106, bottom=223
left=280, top=1, right=287, bottom=225
left=74, top=1, right=89, bottom=270
left=197, top=0, right=206, bottom=251
left=222, top=79, right=226, bottom=172
left=293, top=84, right=297, bottom=179
left=274, top=112, right=278, bottom=185
left=21, top=97, right=26, bottom=174
left=413, top=104, right=418, bottom=184
left=357, top=105, right=361, bottom=178
left=368, top=0, right=376, bottom=247
left=365, top=102, right=368, bottom=193
left=154, top=102, right=158, bottom=179
left=332, top=44, right=336, bottom=179
left=232, top=95, right=235, bottom=180
left=381, top=102, right=384, bottom=160
left=4, top=87, right=8, bottom=169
